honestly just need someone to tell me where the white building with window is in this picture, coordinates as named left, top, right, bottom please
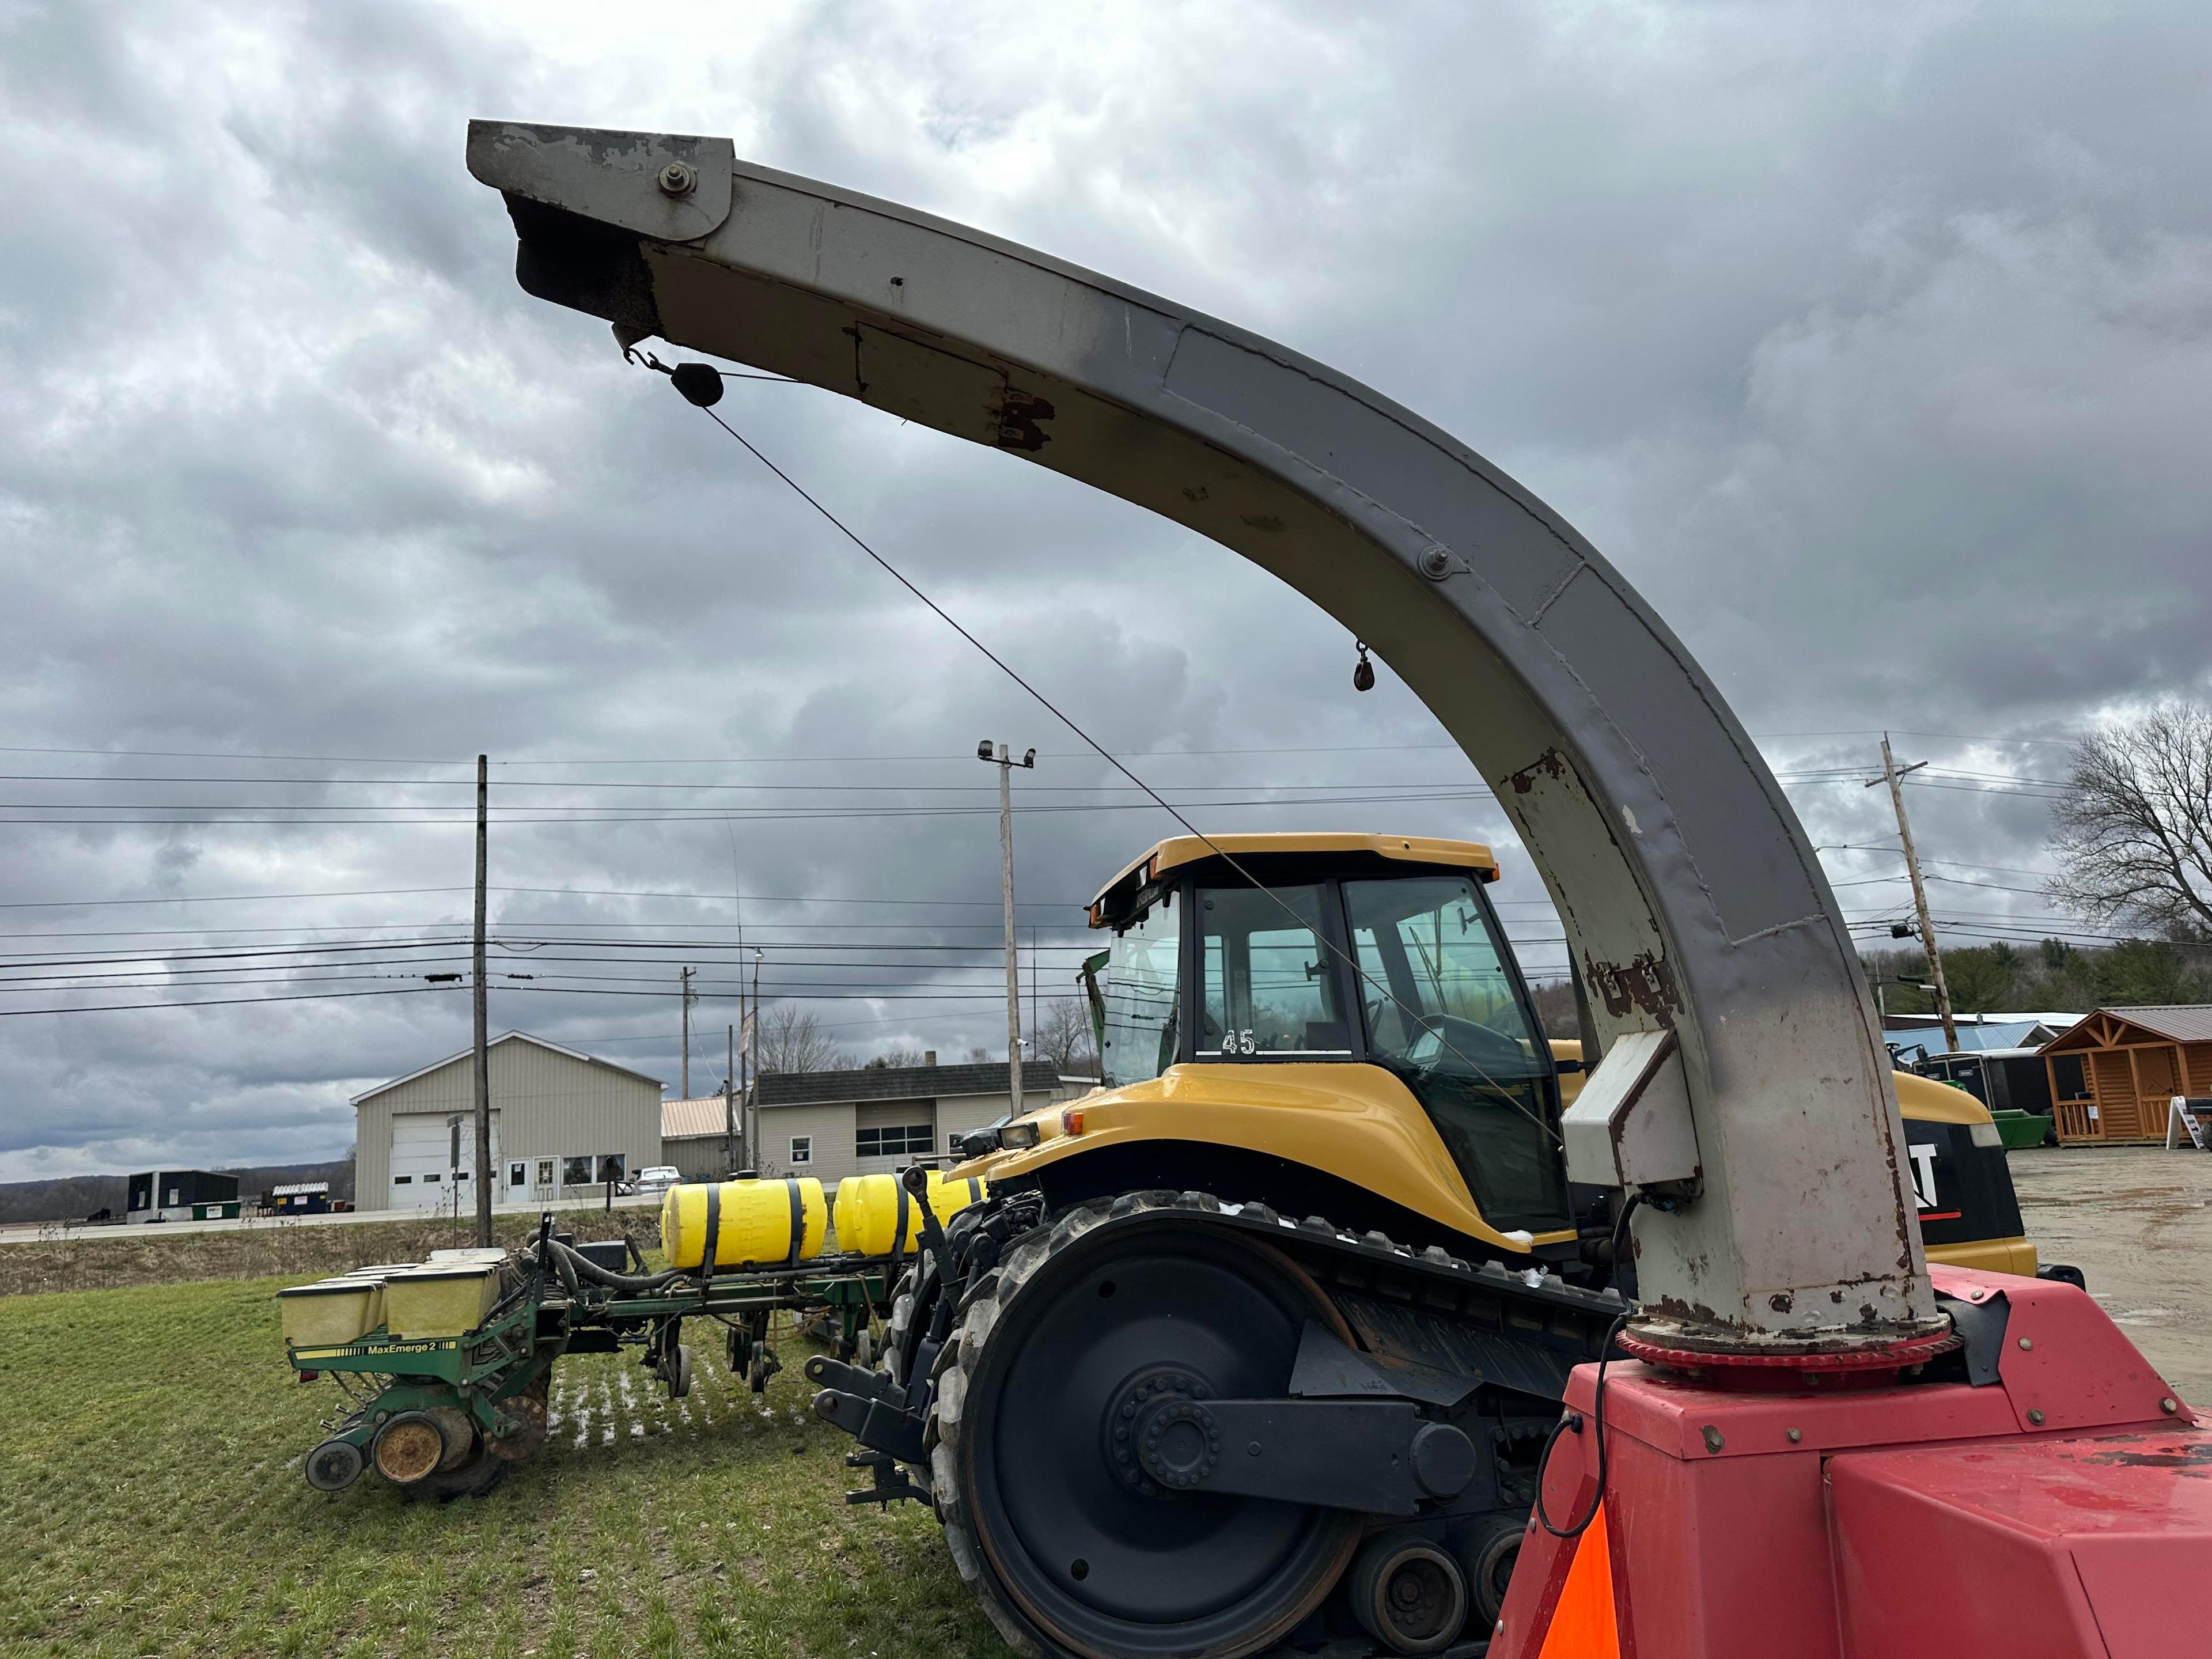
left=353, top=1032, right=664, bottom=1212
left=751, top=1060, right=1063, bottom=1185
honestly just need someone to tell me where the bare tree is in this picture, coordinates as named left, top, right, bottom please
left=1034, top=998, right=1099, bottom=1075
left=865, top=1047, right=929, bottom=1070
left=755, top=1005, right=855, bottom=1075
left=2048, top=705, right=2212, bottom=938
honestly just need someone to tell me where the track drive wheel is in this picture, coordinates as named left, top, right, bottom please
left=930, top=1192, right=1361, bottom=1659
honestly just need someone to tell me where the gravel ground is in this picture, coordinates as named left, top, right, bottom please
left=2009, top=1144, right=2212, bottom=1405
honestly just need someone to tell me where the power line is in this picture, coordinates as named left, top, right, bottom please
left=0, top=984, right=452, bottom=1018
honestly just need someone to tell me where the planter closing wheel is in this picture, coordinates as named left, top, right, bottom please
left=304, top=1438, right=363, bottom=1493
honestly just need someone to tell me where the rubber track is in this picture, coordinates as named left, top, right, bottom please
left=923, top=1188, right=1623, bottom=1659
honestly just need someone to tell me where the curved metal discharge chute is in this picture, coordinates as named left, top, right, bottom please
left=467, top=122, right=1936, bottom=1349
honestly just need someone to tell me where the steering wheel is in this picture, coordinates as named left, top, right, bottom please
left=1405, top=1014, right=1530, bottom=1076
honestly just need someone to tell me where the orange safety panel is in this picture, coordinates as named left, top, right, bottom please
left=1536, top=1505, right=1621, bottom=1659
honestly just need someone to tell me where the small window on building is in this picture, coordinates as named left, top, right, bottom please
left=536, top=1158, right=555, bottom=1187
left=790, top=1136, right=813, bottom=1165
left=563, top=1156, right=594, bottom=1187
left=394, top=1175, right=412, bottom=1185
left=597, top=1153, right=627, bottom=1184
left=423, top=1173, right=440, bottom=1183
left=455, top=1170, right=469, bottom=1181
left=856, top=1124, right=934, bottom=1159
left=509, top=1161, right=526, bottom=1187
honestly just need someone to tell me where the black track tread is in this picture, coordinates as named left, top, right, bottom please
left=929, top=1188, right=1363, bottom=1659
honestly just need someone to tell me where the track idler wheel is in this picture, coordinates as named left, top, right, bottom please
left=1346, top=1530, right=1468, bottom=1655
left=931, top=1192, right=1361, bottom=1659
left=304, top=1437, right=364, bottom=1492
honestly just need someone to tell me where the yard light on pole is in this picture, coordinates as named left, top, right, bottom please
left=979, top=739, right=1035, bottom=1126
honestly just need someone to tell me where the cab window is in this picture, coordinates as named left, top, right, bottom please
left=1197, top=884, right=1350, bottom=1058
left=1100, top=889, right=1180, bottom=1087
left=1343, top=874, right=1567, bottom=1232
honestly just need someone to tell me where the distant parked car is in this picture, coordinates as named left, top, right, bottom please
left=635, top=1165, right=681, bottom=1197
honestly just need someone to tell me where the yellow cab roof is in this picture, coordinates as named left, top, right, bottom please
left=1089, top=833, right=1499, bottom=925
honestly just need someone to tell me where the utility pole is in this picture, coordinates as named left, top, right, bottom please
left=978, top=740, right=1035, bottom=1121
left=743, top=948, right=762, bottom=1170
left=1872, top=735, right=1957, bottom=1054
left=724, top=1022, right=736, bottom=1175
left=679, top=965, right=696, bottom=1099
left=471, top=753, right=492, bottom=1247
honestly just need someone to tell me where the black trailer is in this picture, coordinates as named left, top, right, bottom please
left=126, top=1169, right=240, bottom=1222
left=1911, top=1048, right=2055, bottom=1119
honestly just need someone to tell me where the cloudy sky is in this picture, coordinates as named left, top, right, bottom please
left=1, top=0, right=2206, bottom=1181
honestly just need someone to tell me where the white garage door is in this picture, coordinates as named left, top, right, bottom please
left=389, top=1111, right=501, bottom=1210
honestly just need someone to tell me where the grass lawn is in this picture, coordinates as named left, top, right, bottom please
left=0, top=1276, right=1006, bottom=1658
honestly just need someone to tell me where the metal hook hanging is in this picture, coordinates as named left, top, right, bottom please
left=622, top=344, right=725, bottom=407
left=1352, top=640, right=1376, bottom=692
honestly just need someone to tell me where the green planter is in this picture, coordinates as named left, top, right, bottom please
left=1992, top=1110, right=2053, bottom=1150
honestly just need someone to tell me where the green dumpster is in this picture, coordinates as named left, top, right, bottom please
left=1992, top=1109, right=2052, bottom=1150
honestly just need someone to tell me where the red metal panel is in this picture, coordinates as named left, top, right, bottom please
left=1830, top=1431, right=2212, bottom=1658
left=1828, top=1448, right=2111, bottom=1658
left=1501, top=1277, right=2202, bottom=1658
left=1927, top=1266, right=2195, bottom=1434
left=1594, top=1361, right=2020, bottom=1463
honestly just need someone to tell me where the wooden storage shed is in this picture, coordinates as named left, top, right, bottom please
left=2039, top=1006, right=2212, bottom=1143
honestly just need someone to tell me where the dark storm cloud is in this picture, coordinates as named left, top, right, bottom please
left=0, top=0, right=2206, bottom=1176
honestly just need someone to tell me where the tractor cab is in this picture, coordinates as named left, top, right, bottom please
left=1077, top=833, right=1573, bottom=1237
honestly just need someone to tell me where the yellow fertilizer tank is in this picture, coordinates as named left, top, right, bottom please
left=833, top=1171, right=990, bottom=1256
left=661, top=1176, right=828, bottom=1269
left=384, top=1262, right=504, bottom=1339
left=277, top=1277, right=387, bottom=1346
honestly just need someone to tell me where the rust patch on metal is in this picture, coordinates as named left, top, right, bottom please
left=2079, top=1439, right=2212, bottom=1474
left=995, top=389, right=1055, bottom=451
left=1768, top=1293, right=1794, bottom=1314
left=1582, top=949, right=1681, bottom=1022
left=1238, top=512, right=1286, bottom=533
left=1505, top=749, right=1569, bottom=795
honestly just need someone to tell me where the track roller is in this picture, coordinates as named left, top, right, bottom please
left=1345, top=1529, right=1468, bottom=1655
left=1459, top=1513, right=1524, bottom=1633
